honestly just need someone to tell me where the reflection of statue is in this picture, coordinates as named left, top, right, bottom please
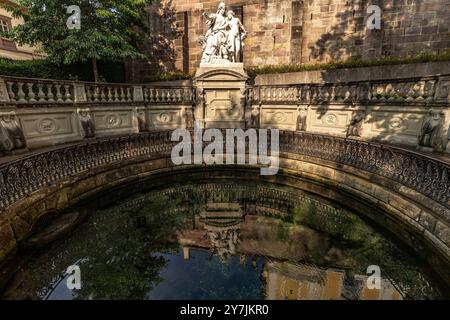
left=200, top=2, right=246, bottom=64
left=0, top=112, right=26, bottom=153
left=418, top=109, right=445, bottom=150
left=226, top=10, right=246, bottom=63
left=206, top=225, right=241, bottom=262
left=346, top=112, right=365, bottom=138
left=77, top=108, right=95, bottom=138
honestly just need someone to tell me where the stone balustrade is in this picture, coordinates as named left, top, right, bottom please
left=85, top=83, right=135, bottom=103
left=0, top=76, right=76, bottom=104
left=0, top=76, right=195, bottom=105
left=0, top=75, right=195, bottom=150
left=253, top=76, right=444, bottom=104
left=143, top=86, right=194, bottom=104
left=250, top=73, right=450, bottom=152
left=0, top=70, right=449, bottom=154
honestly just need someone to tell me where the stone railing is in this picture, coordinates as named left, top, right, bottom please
left=142, top=86, right=195, bottom=104
left=0, top=75, right=195, bottom=150
left=0, top=131, right=448, bottom=213
left=280, top=132, right=449, bottom=213
left=85, top=83, right=136, bottom=103
left=0, top=76, right=195, bottom=105
left=0, top=76, right=78, bottom=104
left=250, top=73, right=450, bottom=152
left=1, top=72, right=450, bottom=154
left=252, top=76, right=446, bottom=104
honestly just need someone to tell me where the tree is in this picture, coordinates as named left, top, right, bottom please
left=1, top=0, right=153, bottom=82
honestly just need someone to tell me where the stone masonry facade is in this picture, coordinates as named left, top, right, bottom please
left=125, top=0, right=450, bottom=82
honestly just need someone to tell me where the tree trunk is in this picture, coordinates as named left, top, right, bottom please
left=92, top=58, right=100, bottom=83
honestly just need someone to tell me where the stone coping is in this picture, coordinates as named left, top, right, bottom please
left=254, top=61, right=450, bottom=85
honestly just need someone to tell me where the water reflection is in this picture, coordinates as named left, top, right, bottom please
left=2, top=181, right=447, bottom=300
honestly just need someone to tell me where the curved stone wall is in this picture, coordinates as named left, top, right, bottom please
left=1, top=64, right=449, bottom=285
left=0, top=131, right=448, bottom=283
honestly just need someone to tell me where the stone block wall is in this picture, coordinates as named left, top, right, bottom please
left=126, top=0, right=450, bottom=82
left=302, top=0, right=450, bottom=63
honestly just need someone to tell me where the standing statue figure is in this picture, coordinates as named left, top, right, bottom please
left=226, top=10, right=246, bottom=63
left=200, top=2, right=246, bottom=64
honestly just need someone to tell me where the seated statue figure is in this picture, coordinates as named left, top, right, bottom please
left=200, top=2, right=228, bottom=63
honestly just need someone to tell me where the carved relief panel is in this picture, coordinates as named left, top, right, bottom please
left=261, top=106, right=297, bottom=131
left=19, top=110, right=80, bottom=148
left=368, top=112, right=422, bottom=135
left=91, top=109, right=134, bottom=136
left=307, top=108, right=351, bottom=135
left=204, top=89, right=244, bottom=128
left=148, top=107, right=184, bottom=130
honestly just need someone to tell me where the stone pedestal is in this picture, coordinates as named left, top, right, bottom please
left=194, top=63, right=248, bottom=129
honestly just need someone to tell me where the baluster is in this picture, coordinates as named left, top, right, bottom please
left=107, top=87, right=113, bottom=101
left=27, top=82, right=36, bottom=102
left=113, top=87, right=119, bottom=101
left=86, top=86, right=93, bottom=102
left=100, top=86, right=106, bottom=102
left=64, top=85, right=73, bottom=103
left=93, top=86, right=99, bottom=102
left=46, top=84, right=55, bottom=103
left=415, top=81, right=425, bottom=101
left=7, top=81, right=16, bottom=101
left=406, top=82, right=415, bottom=101
left=55, top=84, right=63, bottom=103
left=37, top=83, right=46, bottom=102
left=123, top=87, right=128, bottom=102
left=126, top=87, right=132, bottom=102
left=150, top=88, right=155, bottom=102
left=120, top=87, right=125, bottom=102
left=17, top=82, right=26, bottom=102
left=144, top=88, right=149, bottom=102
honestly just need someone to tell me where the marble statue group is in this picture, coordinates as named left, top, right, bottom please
left=200, top=1, right=247, bottom=64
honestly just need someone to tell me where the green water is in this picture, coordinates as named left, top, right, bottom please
left=2, top=181, right=448, bottom=300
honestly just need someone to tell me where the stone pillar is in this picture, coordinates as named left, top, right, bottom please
left=73, top=83, right=88, bottom=103
left=193, top=63, right=249, bottom=129
left=0, top=80, right=11, bottom=103
left=133, top=86, right=144, bottom=102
